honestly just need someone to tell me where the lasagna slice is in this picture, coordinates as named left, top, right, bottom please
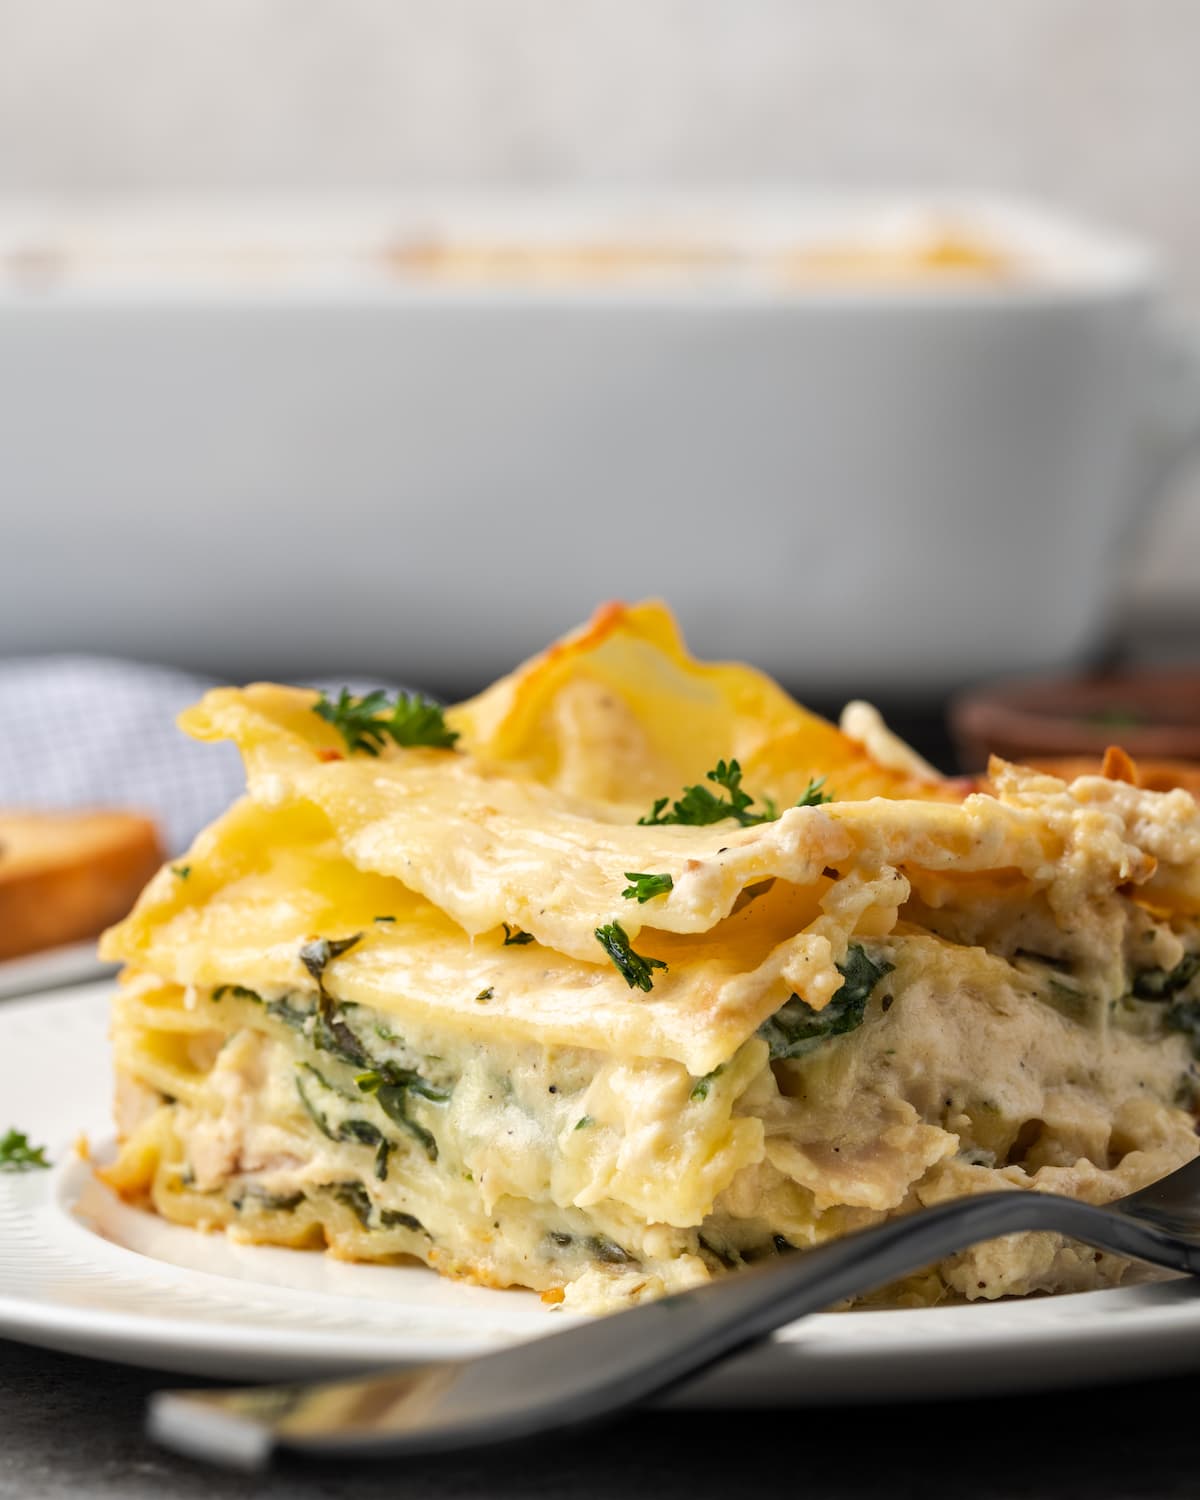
left=100, top=602, right=1200, bottom=1309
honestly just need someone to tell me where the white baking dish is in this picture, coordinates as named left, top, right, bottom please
left=1, top=195, right=1196, bottom=691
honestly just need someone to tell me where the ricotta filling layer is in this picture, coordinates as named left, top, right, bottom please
left=105, top=926, right=1200, bottom=1310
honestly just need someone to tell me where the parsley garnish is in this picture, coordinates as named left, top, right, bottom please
left=594, top=922, right=667, bottom=992
left=475, top=986, right=494, bottom=1003
left=0, top=1128, right=51, bottom=1172
left=621, top=871, right=674, bottom=904
left=373, top=915, right=396, bottom=925
left=313, top=688, right=458, bottom=755
left=502, top=923, right=535, bottom=946
left=171, top=864, right=191, bottom=880
left=758, top=944, right=893, bottom=1060
left=639, top=759, right=771, bottom=827
left=796, top=776, right=833, bottom=807
left=639, top=759, right=834, bottom=828
left=574, top=1115, right=595, bottom=1131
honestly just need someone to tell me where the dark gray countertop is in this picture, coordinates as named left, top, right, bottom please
left=2, top=1334, right=1197, bottom=1500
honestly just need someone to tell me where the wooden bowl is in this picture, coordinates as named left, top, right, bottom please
left=950, top=667, right=1200, bottom=778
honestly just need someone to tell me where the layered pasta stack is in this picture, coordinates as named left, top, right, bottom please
left=101, top=603, right=1200, bottom=1308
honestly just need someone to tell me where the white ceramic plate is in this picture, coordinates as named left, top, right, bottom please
left=4, top=983, right=1200, bottom=1405
left=0, top=943, right=114, bottom=1000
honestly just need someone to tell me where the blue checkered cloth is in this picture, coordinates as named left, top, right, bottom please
left=0, top=657, right=413, bottom=855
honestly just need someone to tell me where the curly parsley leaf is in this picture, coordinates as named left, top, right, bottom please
left=795, top=776, right=834, bottom=807
left=758, top=944, right=893, bottom=1061
left=313, top=688, right=458, bottom=755
left=638, top=759, right=832, bottom=829
left=0, top=1128, right=51, bottom=1172
left=621, top=871, right=674, bottom=904
left=594, top=922, right=667, bottom=992
left=502, top=923, right=535, bottom=946
left=638, top=758, right=766, bottom=827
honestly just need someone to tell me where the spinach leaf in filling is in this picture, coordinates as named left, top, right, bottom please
left=232, top=1185, right=305, bottom=1213
left=546, top=1230, right=638, bottom=1265
left=320, top=1182, right=426, bottom=1235
left=323, top=1180, right=375, bottom=1228
left=356, top=1067, right=449, bottom=1161
left=1130, top=952, right=1200, bottom=1057
left=1133, top=953, right=1200, bottom=1002
left=379, top=1208, right=425, bottom=1232
left=265, top=996, right=313, bottom=1032
left=313, top=1005, right=373, bottom=1069
left=295, top=1065, right=393, bottom=1180
left=758, top=943, right=894, bottom=1061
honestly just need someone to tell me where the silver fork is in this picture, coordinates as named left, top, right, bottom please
left=149, top=1158, right=1200, bottom=1469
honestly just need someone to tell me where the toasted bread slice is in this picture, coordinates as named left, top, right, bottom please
left=0, top=809, right=164, bottom=962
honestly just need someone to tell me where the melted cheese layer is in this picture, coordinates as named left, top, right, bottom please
left=105, top=922, right=1199, bottom=1309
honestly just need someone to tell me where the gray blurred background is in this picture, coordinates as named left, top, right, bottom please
left=1, top=0, right=1198, bottom=623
